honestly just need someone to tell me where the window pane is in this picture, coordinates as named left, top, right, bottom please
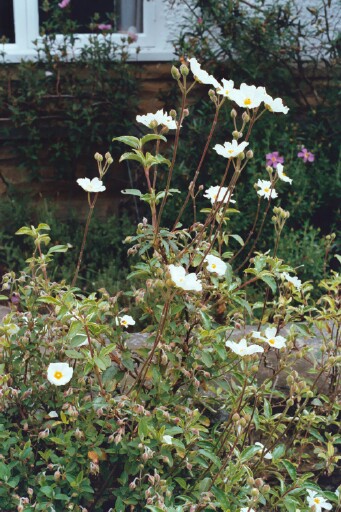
left=39, top=0, right=143, bottom=34
left=0, top=0, right=15, bottom=43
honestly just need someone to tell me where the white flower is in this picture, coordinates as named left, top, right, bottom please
left=162, top=435, right=173, bottom=445
left=216, top=78, right=235, bottom=98
left=203, top=185, right=236, bottom=205
left=77, top=177, right=106, bottom=193
left=256, top=179, right=278, bottom=200
left=229, top=83, right=267, bottom=109
left=276, top=163, right=292, bottom=184
left=136, top=109, right=177, bottom=130
left=213, top=139, right=249, bottom=158
left=264, top=93, right=289, bottom=114
left=255, top=441, right=273, bottom=459
left=204, top=254, right=227, bottom=276
left=48, top=411, right=58, bottom=418
left=188, top=58, right=221, bottom=88
left=282, top=272, right=302, bottom=290
left=240, top=508, right=256, bottom=512
left=306, top=490, right=332, bottom=511
left=168, top=265, right=202, bottom=292
left=225, top=338, right=264, bottom=356
left=252, top=326, right=287, bottom=349
left=47, top=362, right=73, bottom=386
left=116, top=315, right=135, bottom=328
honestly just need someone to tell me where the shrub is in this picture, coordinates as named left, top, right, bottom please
left=164, top=0, right=340, bottom=281
left=0, top=61, right=340, bottom=512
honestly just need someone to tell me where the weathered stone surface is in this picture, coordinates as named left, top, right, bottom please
left=0, top=305, right=10, bottom=321
left=125, top=324, right=334, bottom=394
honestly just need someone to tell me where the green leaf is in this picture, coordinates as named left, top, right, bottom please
left=260, top=274, right=277, bottom=293
left=47, top=244, right=69, bottom=254
left=37, top=223, right=51, bottom=231
left=119, top=151, right=144, bottom=164
left=140, top=133, right=167, bottom=146
left=198, top=449, right=221, bottom=468
left=201, top=351, right=213, bottom=368
left=212, top=485, right=230, bottom=508
left=232, top=296, right=252, bottom=318
left=121, top=188, right=142, bottom=197
left=0, top=296, right=8, bottom=301
left=240, top=445, right=262, bottom=462
left=230, top=233, right=244, bottom=246
left=272, top=443, right=286, bottom=460
left=36, top=296, right=59, bottom=305
left=280, top=459, right=297, bottom=480
left=15, top=226, right=33, bottom=236
left=112, top=135, right=140, bottom=149
left=40, top=486, right=54, bottom=498
left=263, top=398, right=272, bottom=418
left=138, top=417, right=149, bottom=439
left=283, top=497, right=299, bottom=512
left=65, top=349, right=84, bottom=360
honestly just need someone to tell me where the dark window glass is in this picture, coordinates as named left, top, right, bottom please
left=39, top=0, right=143, bottom=34
left=0, top=0, right=15, bottom=43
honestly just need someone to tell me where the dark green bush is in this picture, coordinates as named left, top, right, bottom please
left=0, top=197, right=133, bottom=292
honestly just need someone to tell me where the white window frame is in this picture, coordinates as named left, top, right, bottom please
left=2, top=0, right=175, bottom=62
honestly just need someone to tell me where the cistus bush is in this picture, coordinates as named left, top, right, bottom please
left=164, top=0, right=340, bottom=282
left=0, top=61, right=340, bottom=512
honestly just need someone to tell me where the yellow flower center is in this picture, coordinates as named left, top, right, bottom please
left=272, top=156, right=276, bottom=161
left=264, top=187, right=270, bottom=193
left=213, top=194, right=217, bottom=200
left=228, top=149, right=234, bottom=154
left=212, top=263, right=217, bottom=269
left=244, top=98, right=252, bottom=106
left=269, top=339, right=275, bottom=345
left=314, top=498, right=321, bottom=504
left=54, top=371, right=63, bottom=380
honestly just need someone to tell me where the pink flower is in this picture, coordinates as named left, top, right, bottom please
left=266, top=151, right=284, bottom=168
left=98, top=24, right=112, bottom=31
left=298, top=147, right=315, bottom=162
left=58, top=0, right=70, bottom=8
left=197, top=17, right=203, bottom=24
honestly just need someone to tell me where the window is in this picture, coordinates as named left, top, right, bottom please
left=0, top=0, right=15, bottom=43
left=1, top=0, right=176, bottom=62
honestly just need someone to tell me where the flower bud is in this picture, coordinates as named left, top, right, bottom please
left=246, top=150, right=254, bottom=159
left=208, top=89, right=216, bottom=102
left=230, top=108, right=237, bottom=118
left=232, top=130, right=240, bottom=139
left=237, top=151, right=245, bottom=160
left=242, top=112, right=250, bottom=123
left=254, top=478, right=263, bottom=488
left=263, top=484, right=270, bottom=493
left=169, top=109, right=177, bottom=119
left=251, top=488, right=259, bottom=498
left=171, top=65, right=181, bottom=80
left=180, top=64, right=189, bottom=76
left=232, top=413, right=240, bottom=422
left=183, top=108, right=190, bottom=117
left=94, top=152, right=103, bottom=162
